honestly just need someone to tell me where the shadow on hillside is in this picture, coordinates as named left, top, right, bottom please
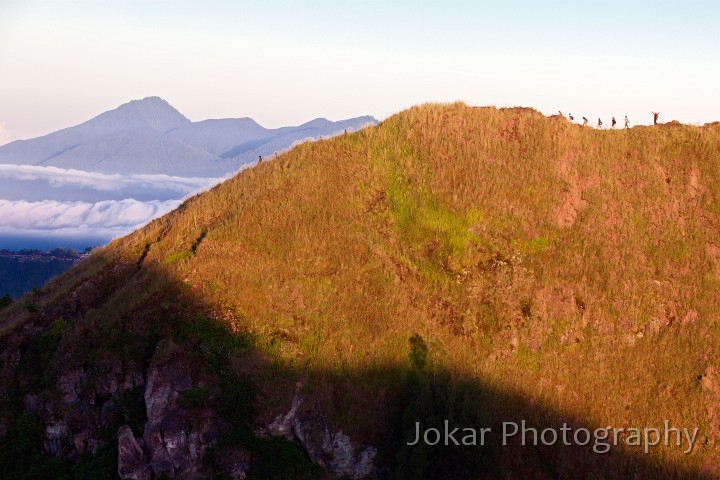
left=1, top=253, right=713, bottom=480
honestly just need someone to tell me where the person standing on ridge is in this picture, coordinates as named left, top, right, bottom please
left=568, top=113, right=574, bottom=122
left=624, top=116, right=630, bottom=129
left=582, top=117, right=588, bottom=127
left=652, top=111, right=660, bottom=125
left=611, top=117, right=617, bottom=129
left=597, top=118, right=603, bottom=129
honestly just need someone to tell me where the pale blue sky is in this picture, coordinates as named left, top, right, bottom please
left=1, top=0, right=718, bottom=142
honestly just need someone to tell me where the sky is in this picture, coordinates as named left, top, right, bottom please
left=0, top=0, right=719, bottom=143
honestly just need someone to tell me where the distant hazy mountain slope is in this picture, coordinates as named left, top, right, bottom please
left=166, top=118, right=270, bottom=156
left=0, top=97, right=190, bottom=166
left=169, top=115, right=377, bottom=160
left=0, top=98, right=376, bottom=176
left=221, top=115, right=377, bottom=160
left=83, top=96, right=191, bottom=134
left=43, top=129, right=232, bottom=176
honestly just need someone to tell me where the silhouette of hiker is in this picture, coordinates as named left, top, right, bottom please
left=611, top=117, right=617, bottom=129
left=258, top=155, right=262, bottom=163
left=624, top=116, right=630, bottom=129
left=597, top=118, right=603, bottom=129
left=652, top=111, right=660, bottom=125
left=582, top=117, right=588, bottom=127
left=569, top=113, right=574, bottom=122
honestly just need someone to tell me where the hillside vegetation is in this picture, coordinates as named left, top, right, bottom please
left=1, top=103, right=719, bottom=479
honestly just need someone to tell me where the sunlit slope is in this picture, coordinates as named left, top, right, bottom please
left=4, top=103, right=720, bottom=476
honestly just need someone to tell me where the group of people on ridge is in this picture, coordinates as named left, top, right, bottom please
left=560, top=112, right=660, bottom=129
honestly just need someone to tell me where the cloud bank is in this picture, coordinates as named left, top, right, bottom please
left=0, top=163, right=249, bottom=249
left=0, top=164, right=219, bottom=194
left=0, top=198, right=181, bottom=231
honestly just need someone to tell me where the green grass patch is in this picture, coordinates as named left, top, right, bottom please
left=18, top=317, right=68, bottom=389
left=703, top=198, right=720, bottom=215
left=299, top=332, right=322, bottom=359
left=177, top=314, right=254, bottom=374
left=516, top=344, right=541, bottom=372
left=514, top=236, right=551, bottom=256
left=385, top=165, right=478, bottom=284
left=165, top=251, right=192, bottom=265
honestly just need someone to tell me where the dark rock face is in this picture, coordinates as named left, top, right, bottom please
left=144, top=340, right=193, bottom=421
left=293, top=408, right=377, bottom=480
left=99, top=399, right=121, bottom=428
left=44, top=420, right=71, bottom=456
left=142, top=340, right=195, bottom=478
left=0, top=345, right=145, bottom=460
left=2, top=319, right=375, bottom=480
left=56, top=360, right=145, bottom=458
left=213, top=446, right=252, bottom=480
left=117, top=339, right=221, bottom=480
left=117, top=426, right=152, bottom=480
left=266, top=389, right=378, bottom=480
left=56, top=369, right=86, bottom=405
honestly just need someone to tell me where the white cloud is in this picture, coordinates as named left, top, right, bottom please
left=0, top=164, right=244, bottom=247
left=0, top=164, right=220, bottom=193
left=0, top=198, right=181, bottom=231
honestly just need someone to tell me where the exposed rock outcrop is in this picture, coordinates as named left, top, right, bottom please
left=37, top=356, right=145, bottom=459
left=118, top=339, right=221, bottom=480
left=44, top=420, right=70, bottom=455
left=265, top=385, right=303, bottom=441
left=266, top=389, right=378, bottom=480
left=117, top=426, right=152, bottom=480
left=293, top=407, right=377, bottom=480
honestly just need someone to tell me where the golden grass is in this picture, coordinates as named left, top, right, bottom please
left=3, top=103, right=720, bottom=475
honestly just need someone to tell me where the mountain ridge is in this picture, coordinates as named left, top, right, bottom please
left=0, top=97, right=377, bottom=176
left=1, top=103, right=717, bottom=479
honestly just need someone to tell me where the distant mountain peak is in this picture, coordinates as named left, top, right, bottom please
left=301, top=118, right=332, bottom=128
left=0, top=99, right=377, bottom=175
left=100, top=96, right=190, bottom=133
left=123, top=96, right=183, bottom=114
left=131, top=95, right=167, bottom=104
left=300, top=116, right=377, bottom=129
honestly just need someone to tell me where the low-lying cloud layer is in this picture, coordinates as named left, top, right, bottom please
left=0, top=164, right=221, bottom=201
left=0, top=198, right=181, bottom=230
left=0, top=164, right=217, bottom=191
left=0, top=164, right=228, bottom=249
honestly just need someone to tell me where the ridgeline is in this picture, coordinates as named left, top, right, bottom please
left=1, top=103, right=719, bottom=479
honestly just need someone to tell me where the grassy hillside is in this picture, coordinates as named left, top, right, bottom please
left=2, top=103, right=719, bottom=478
